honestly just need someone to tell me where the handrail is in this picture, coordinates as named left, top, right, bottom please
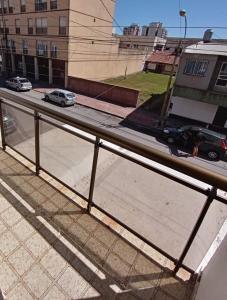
left=1, top=93, right=227, bottom=192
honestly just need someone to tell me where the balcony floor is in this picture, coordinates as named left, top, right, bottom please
left=0, top=149, right=195, bottom=300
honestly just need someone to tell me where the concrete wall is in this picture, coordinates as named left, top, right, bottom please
left=68, top=76, right=139, bottom=107
left=170, top=96, right=218, bottom=124
left=176, top=53, right=218, bottom=90
left=195, top=234, right=227, bottom=300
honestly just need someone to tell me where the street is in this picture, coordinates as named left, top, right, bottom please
left=0, top=85, right=226, bottom=272
left=0, top=85, right=227, bottom=177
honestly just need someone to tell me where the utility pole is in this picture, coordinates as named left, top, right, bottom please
left=160, top=9, right=187, bottom=124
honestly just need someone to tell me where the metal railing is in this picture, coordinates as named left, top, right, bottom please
left=0, top=95, right=227, bottom=275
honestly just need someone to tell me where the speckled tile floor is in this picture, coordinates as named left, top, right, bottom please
left=0, top=149, right=195, bottom=299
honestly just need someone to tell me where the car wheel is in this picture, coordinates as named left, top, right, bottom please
left=207, top=150, right=219, bottom=161
left=61, top=101, right=66, bottom=107
left=44, top=95, right=49, bottom=102
left=167, top=137, right=175, bottom=144
left=16, top=87, right=20, bottom=92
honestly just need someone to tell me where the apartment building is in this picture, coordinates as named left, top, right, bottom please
left=0, top=0, right=145, bottom=86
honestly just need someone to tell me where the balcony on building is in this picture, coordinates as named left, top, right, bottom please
left=0, top=88, right=226, bottom=299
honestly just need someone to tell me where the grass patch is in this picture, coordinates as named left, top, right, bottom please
left=104, top=72, right=174, bottom=103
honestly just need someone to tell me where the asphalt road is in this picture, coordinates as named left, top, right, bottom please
left=0, top=85, right=226, bottom=271
left=0, top=85, right=227, bottom=177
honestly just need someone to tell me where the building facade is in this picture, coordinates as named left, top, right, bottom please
left=141, top=22, right=167, bottom=39
left=170, top=43, right=227, bottom=129
left=123, top=23, right=140, bottom=36
left=0, top=0, right=145, bottom=86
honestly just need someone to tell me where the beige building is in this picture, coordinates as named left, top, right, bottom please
left=0, top=0, right=145, bottom=87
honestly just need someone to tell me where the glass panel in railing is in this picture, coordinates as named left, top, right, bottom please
left=183, top=198, right=227, bottom=271
left=2, top=103, right=35, bottom=162
left=93, top=147, right=206, bottom=260
left=39, top=120, right=94, bottom=199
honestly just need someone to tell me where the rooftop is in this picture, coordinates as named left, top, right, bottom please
left=147, top=51, right=179, bottom=65
left=184, top=42, right=227, bottom=56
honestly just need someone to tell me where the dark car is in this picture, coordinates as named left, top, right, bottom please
left=162, top=125, right=227, bottom=160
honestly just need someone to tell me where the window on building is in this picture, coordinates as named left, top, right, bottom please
left=8, top=0, right=14, bottom=13
left=7, top=39, right=16, bottom=52
left=28, top=18, right=33, bottom=34
left=59, top=16, right=67, bottom=35
left=35, top=0, right=47, bottom=11
left=21, top=0, right=26, bottom=12
left=183, top=60, right=209, bottom=76
left=0, top=20, right=3, bottom=34
left=51, top=44, right=57, bottom=58
left=4, top=19, right=9, bottom=34
left=36, top=17, right=47, bottom=34
left=0, top=1, right=2, bottom=14
left=15, top=19, right=20, bottom=34
left=22, top=40, right=28, bottom=55
left=50, top=0, right=57, bottom=10
left=37, top=40, right=48, bottom=56
left=215, top=63, right=227, bottom=88
left=3, top=0, right=8, bottom=14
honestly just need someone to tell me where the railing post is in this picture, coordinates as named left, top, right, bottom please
left=34, top=111, right=40, bottom=176
left=174, top=187, right=217, bottom=274
left=0, top=99, right=6, bottom=151
left=87, top=137, right=100, bottom=213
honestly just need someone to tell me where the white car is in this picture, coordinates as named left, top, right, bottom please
left=44, top=89, right=76, bottom=107
left=5, top=77, right=32, bottom=91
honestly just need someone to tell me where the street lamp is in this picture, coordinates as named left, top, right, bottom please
left=160, top=9, right=187, bottom=123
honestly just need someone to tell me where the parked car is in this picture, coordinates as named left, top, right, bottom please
left=162, top=125, right=227, bottom=160
left=5, top=77, right=32, bottom=91
left=3, top=111, right=16, bottom=135
left=44, top=89, right=76, bottom=107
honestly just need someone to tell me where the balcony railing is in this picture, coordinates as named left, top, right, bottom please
left=28, top=27, right=33, bottom=34
left=50, top=0, right=57, bottom=10
left=59, top=27, right=66, bottom=36
left=23, top=48, right=28, bottom=55
left=0, top=96, right=227, bottom=276
left=51, top=50, right=57, bottom=58
left=36, top=27, right=47, bottom=35
left=35, top=2, right=47, bottom=11
left=36, top=48, right=48, bottom=57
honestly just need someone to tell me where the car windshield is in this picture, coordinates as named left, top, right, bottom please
left=19, top=79, right=29, bottom=83
left=66, top=93, right=75, bottom=98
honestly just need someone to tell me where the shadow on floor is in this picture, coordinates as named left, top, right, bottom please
left=0, top=149, right=195, bottom=299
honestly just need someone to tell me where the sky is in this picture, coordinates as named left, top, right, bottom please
left=114, top=0, right=227, bottom=39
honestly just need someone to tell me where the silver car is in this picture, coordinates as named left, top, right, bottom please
left=5, top=77, right=32, bottom=91
left=44, top=89, right=76, bottom=107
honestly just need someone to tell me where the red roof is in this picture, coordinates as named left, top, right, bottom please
left=146, top=51, right=180, bottom=65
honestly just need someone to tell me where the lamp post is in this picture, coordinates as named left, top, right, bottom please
left=160, top=9, right=187, bottom=123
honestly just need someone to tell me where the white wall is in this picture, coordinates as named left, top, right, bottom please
left=195, top=234, right=227, bottom=300
left=170, top=96, right=218, bottom=124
